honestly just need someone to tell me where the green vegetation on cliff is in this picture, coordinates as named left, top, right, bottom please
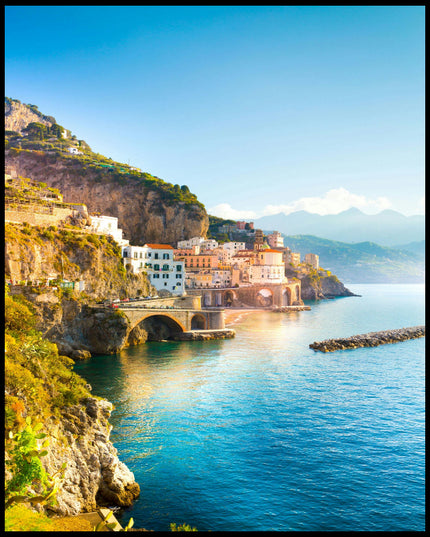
left=5, top=222, right=154, bottom=301
left=5, top=97, right=204, bottom=212
left=5, top=286, right=92, bottom=430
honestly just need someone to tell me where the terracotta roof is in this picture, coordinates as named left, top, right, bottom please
left=144, top=244, right=174, bottom=249
left=261, top=249, right=283, bottom=254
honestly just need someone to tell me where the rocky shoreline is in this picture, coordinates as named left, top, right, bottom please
left=272, top=305, right=311, bottom=312
left=309, top=326, right=425, bottom=352
left=172, top=328, right=235, bottom=341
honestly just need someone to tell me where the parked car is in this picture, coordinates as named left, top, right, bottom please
left=112, top=299, right=120, bottom=303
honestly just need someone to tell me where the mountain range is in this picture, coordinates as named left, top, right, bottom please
left=282, top=235, right=424, bottom=284
left=254, top=208, right=424, bottom=247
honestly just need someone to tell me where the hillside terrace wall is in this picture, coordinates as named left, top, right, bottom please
left=5, top=203, right=89, bottom=228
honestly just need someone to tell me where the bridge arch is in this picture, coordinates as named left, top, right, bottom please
left=129, top=313, right=186, bottom=341
left=223, top=290, right=236, bottom=306
left=257, top=288, right=273, bottom=307
left=191, top=313, right=206, bottom=330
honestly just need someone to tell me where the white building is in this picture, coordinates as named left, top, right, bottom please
left=223, top=241, right=246, bottom=254
left=68, top=147, right=83, bottom=155
left=90, top=215, right=128, bottom=246
left=211, top=269, right=232, bottom=288
left=123, top=244, right=185, bottom=295
left=305, top=253, right=320, bottom=270
left=177, top=236, right=205, bottom=250
left=267, top=231, right=284, bottom=249
left=247, top=264, right=285, bottom=284
left=200, top=238, right=219, bottom=251
left=122, top=245, right=148, bottom=273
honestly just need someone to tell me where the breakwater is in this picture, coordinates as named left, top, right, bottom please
left=309, top=325, right=425, bottom=352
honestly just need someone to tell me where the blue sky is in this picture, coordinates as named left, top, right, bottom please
left=5, top=6, right=425, bottom=218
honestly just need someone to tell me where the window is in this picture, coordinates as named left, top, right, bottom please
left=176, top=265, right=182, bottom=272
left=134, top=252, right=138, bottom=258
left=163, top=274, right=169, bottom=279
left=140, top=252, right=143, bottom=258
left=154, top=264, right=160, bottom=271
left=154, top=253, right=159, bottom=259
left=163, top=253, right=170, bottom=259
left=162, top=264, right=169, bottom=271
left=153, top=274, right=160, bottom=279
left=176, top=274, right=182, bottom=279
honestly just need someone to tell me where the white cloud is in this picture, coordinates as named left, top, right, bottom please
left=207, top=203, right=258, bottom=220
left=209, top=188, right=395, bottom=221
left=262, top=188, right=393, bottom=216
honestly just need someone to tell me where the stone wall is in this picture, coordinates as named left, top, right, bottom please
left=5, top=206, right=81, bottom=227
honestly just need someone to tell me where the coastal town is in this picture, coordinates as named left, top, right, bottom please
left=5, top=172, right=323, bottom=310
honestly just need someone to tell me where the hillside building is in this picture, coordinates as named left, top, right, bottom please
left=90, top=215, right=128, bottom=245
left=267, top=231, right=284, bottom=248
left=122, top=243, right=185, bottom=295
left=305, top=253, right=320, bottom=270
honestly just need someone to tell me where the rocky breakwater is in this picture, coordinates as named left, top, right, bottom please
left=310, top=326, right=425, bottom=352
left=43, top=397, right=140, bottom=516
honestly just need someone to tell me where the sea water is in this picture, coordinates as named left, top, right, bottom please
left=74, top=284, right=425, bottom=531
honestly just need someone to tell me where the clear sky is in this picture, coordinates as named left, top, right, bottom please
left=5, top=5, right=425, bottom=219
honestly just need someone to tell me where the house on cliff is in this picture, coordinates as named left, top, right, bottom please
left=122, top=244, right=185, bottom=296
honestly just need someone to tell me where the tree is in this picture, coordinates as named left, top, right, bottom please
left=48, top=124, right=64, bottom=139
left=22, top=122, right=48, bottom=141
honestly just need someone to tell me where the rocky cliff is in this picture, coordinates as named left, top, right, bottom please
left=286, top=267, right=357, bottom=300
left=5, top=290, right=140, bottom=518
left=5, top=98, right=55, bottom=133
left=5, top=222, right=152, bottom=300
left=5, top=223, right=154, bottom=355
left=43, top=398, right=140, bottom=516
left=5, top=149, right=209, bottom=245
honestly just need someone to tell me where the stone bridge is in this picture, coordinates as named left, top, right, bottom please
left=118, top=305, right=226, bottom=332
left=114, top=295, right=232, bottom=342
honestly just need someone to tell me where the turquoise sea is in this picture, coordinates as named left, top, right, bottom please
left=74, top=284, right=425, bottom=532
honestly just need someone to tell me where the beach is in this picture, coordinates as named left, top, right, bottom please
left=223, top=307, right=266, bottom=326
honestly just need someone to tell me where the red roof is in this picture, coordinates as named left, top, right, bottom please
left=144, top=244, right=174, bottom=249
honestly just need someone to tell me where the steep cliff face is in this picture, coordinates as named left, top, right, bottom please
left=5, top=149, right=209, bottom=245
left=5, top=98, right=54, bottom=133
left=43, top=398, right=140, bottom=516
left=5, top=223, right=155, bottom=355
left=5, top=223, right=153, bottom=299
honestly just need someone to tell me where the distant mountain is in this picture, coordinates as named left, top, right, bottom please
left=283, top=235, right=425, bottom=284
left=391, top=240, right=425, bottom=259
left=255, top=208, right=425, bottom=246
